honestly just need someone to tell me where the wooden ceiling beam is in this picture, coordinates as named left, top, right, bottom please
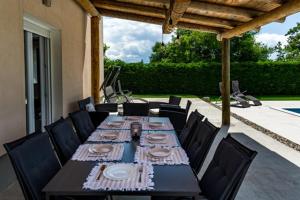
left=162, top=0, right=191, bottom=34
left=181, top=13, right=240, bottom=29
left=97, top=9, right=223, bottom=33
left=188, top=1, right=265, bottom=22
left=98, top=9, right=164, bottom=25
left=218, top=0, right=300, bottom=40
left=75, top=0, right=100, bottom=17
left=93, top=0, right=239, bottom=29
left=93, top=0, right=165, bottom=18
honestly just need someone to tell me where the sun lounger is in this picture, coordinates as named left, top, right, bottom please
left=232, top=80, right=262, bottom=106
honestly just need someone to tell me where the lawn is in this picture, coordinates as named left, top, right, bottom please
left=133, top=94, right=300, bottom=101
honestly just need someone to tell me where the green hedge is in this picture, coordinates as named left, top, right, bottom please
left=105, top=61, right=300, bottom=96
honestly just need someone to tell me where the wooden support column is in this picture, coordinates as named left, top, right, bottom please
left=221, top=38, right=230, bottom=126
left=91, top=16, right=101, bottom=103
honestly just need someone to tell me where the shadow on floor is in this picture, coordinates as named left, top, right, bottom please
left=231, top=133, right=300, bottom=200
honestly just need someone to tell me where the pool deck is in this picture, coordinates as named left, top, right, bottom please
left=230, top=101, right=300, bottom=147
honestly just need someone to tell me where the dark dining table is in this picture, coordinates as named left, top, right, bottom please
left=43, top=116, right=201, bottom=199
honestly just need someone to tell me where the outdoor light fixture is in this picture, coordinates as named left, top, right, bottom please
left=42, top=0, right=51, bottom=7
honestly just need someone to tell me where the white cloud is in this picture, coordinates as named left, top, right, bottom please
left=103, top=17, right=173, bottom=63
left=255, top=33, right=288, bottom=47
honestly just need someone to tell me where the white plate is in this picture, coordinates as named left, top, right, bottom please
left=148, top=147, right=171, bottom=158
left=125, top=116, right=141, bottom=121
left=146, top=133, right=167, bottom=141
left=103, top=164, right=134, bottom=181
left=101, top=131, right=119, bottom=140
left=88, top=144, right=113, bottom=154
left=148, top=122, right=163, bottom=128
left=107, top=121, right=125, bottom=127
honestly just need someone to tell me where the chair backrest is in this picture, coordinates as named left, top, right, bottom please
left=168, top=95, right=181, bottom=105
left=186, top=118, right=219, bottom=174
left=77, top=97, right=94, bottom=111
left=123, top=102, right=149, bottom=116
left=232, top=80, right=241, bottom=94
left=45, top=118, right=81, bottom=165
left=178, top=110, right=204, bottom=149
left=69, top=110, right=95, bottom=143
left=159, top=109, right=187, bottom=134
left=4, top=132, right=61, bottom=200
left=185, top=100, right=192, bottom=114
left=199, top=135, right=257, bottom=200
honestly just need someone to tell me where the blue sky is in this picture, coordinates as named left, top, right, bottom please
left=103, top=13, right=300, bottom=63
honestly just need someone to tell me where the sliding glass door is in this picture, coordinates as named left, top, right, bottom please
left=24, top=31, right=52, bottom=134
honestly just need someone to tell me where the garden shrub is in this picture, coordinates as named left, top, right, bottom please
left=105, top=61, right=300, bottom=96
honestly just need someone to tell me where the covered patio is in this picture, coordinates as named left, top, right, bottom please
left=1, top=0, right=300, bottom=200
left=76, top=0, right=300, bottom=126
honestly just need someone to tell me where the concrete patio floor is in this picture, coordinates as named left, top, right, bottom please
left=0, top=98, right=300, bottom=200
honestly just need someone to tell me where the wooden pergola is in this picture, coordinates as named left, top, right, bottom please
left=75, top=0, right=300, bottom=126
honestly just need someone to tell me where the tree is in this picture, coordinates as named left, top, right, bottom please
left=285, top=22, right=300, bottom=60
left=274, top=42, right=286, bottom=61
left=149, top=29, right=272, bottom=63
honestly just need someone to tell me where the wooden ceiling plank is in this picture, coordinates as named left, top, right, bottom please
left=93, top=0, right=165, bottom=18
left=98, top=9, right=164, bottom=24
left=188, top=1, right=265, bottom=22
left=98, top=9, right=222, bottom=33
left=181, top=13, right=240, bottom=29
left=218, top=0, right=300, bottom=40
left=93, top=0, right=240, bottom=29
left=163, top=0, right=191, bottom=33
left=75, top=0, right=100, bottom=17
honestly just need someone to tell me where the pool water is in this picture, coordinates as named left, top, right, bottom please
left=284, top=108, right=300, bottom=114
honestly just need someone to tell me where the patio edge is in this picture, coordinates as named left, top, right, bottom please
left=206, top=100, right=300, bottom=152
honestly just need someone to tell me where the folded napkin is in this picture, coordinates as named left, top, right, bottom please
left=87, top=130, right=131, bottom=142
left=83, top=163, right=154, bottom=191
left=71, top=144, right=124, bottom=161
left=134, top=146, right=189, bottom=165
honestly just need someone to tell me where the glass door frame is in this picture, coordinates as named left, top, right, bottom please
left=24, top=18, right=52, bottom=134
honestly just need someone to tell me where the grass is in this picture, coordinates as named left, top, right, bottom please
left=133, top=94, right=198, bottom=98
left=133, top=94, right=300, bottom=101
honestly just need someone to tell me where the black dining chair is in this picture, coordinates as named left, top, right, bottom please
left=3, top=132, right=61, bottom=200
left=45, top=118, right=81, bottom=165
left=159, top=100, right=192, bottom=114
left=69, top=110, right=96, bottom=143
left=186, top=118, right=219, bottom=174
left=78, top=96, right=118, bottom=112
left=77, top=97, right=111, bottom=127
left=169, top=95, right=182, bottom=105
left=178, top=110, right=204, bottom=149
left=159, top=109, right=187, bottom=134
left=123, top=102, right=149, bottom=116
left=199, top=135, right=257, bottom=200
left=159, top=101, right=192, bottom=134
left=152, top=135, right=257, bottom=200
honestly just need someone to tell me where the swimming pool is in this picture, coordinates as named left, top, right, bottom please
left=283, top=108, right=300, bottom=115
